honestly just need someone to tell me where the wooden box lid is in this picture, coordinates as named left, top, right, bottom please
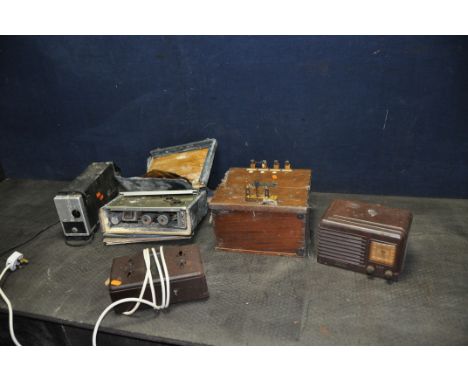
left=209, top=166, right=312, bottom=213
left=146, top=138, right=217, bottom=189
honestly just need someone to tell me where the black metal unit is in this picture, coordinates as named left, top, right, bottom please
left=53, top=162, right=119, bottom=238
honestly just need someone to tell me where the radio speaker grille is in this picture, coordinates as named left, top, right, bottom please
left=317, top=228, right=367, bottom=266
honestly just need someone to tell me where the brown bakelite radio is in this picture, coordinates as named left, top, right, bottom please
left=317, top=199, right=413, bottom=281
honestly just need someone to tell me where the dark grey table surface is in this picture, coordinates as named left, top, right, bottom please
left=0, top=179, right=467, bottom=345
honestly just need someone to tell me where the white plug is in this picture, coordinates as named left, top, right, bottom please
left=6, top=251, right=25, bottom=271
left=1, top=251, right=26, bottom=346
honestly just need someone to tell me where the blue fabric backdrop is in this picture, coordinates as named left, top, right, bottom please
left=1, top=36, right=467, bottom=197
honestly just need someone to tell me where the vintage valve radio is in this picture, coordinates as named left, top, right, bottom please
left=209, top=160, right=312, bottom=257
left=54, top=162, right=119, bottom=238
left=100, top=139, right=217, bottom=245
left=316, top=199, right=413, bottom=281
left=108, top=244, right=209, bottom=313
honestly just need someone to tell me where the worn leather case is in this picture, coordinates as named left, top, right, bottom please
left=317, top=199, right=413, bottom=281
left=109, top=244, right=209, bottom=313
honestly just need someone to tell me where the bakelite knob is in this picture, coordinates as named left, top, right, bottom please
left=366, top=265, right=375, bottom=274
left=384, top=270, right=393, bottom=280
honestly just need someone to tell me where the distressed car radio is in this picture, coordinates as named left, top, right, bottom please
left=100, top=139, right=217, bottom=245
left=54, top=162, right=119, bottom=239
left=100, top=189, right=206, bottom=243
left=316, top=199, right=413, bottom=281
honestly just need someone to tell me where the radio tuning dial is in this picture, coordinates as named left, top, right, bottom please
left=366, top=265, right=375, bottom=274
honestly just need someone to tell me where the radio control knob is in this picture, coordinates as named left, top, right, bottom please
left=157, top=214, right=170, bottom=226
left=141, top=214, right=155, bottom=225
left=384, top=270, right=393, bottom=280
left=110, top=214, right=121, bottom=225
left=366, top=265, right=375, bottom=274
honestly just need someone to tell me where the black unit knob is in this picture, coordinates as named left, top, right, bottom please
left=72, top=209, right=81, bottom=218
left=384, top=270, right=393, bottom=280
left=366, top=265, right=375, bottom=274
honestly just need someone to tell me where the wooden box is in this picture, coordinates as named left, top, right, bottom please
left=209, top=161, right=312, bottom=257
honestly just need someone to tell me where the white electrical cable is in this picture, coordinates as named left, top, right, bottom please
left=0, top=265, right=22, bottom=346
left=92, top=246, right=171, bottom=346
left=123, top=249, right=157, bottom=314
left=0, top=266, right=8, bottom=282
left=158, top=246, right=170, bottom=308
left=123, top=247, right=166, bottom=314
left=92, top=297, right=159, bottom=346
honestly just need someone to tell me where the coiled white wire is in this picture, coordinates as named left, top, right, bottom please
left=0, top=266, right=22, bottom=346
left=92, top=246, right=170, bottom=346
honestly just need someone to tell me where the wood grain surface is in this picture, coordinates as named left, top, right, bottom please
left=209, top=167, right=312, bottom=213
left=148, top=147, right=209, bottom=187
left=212, top=209, right=308, bottom=256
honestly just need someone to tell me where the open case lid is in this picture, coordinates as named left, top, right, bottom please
left=146, top=138, right=217, bottom=189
